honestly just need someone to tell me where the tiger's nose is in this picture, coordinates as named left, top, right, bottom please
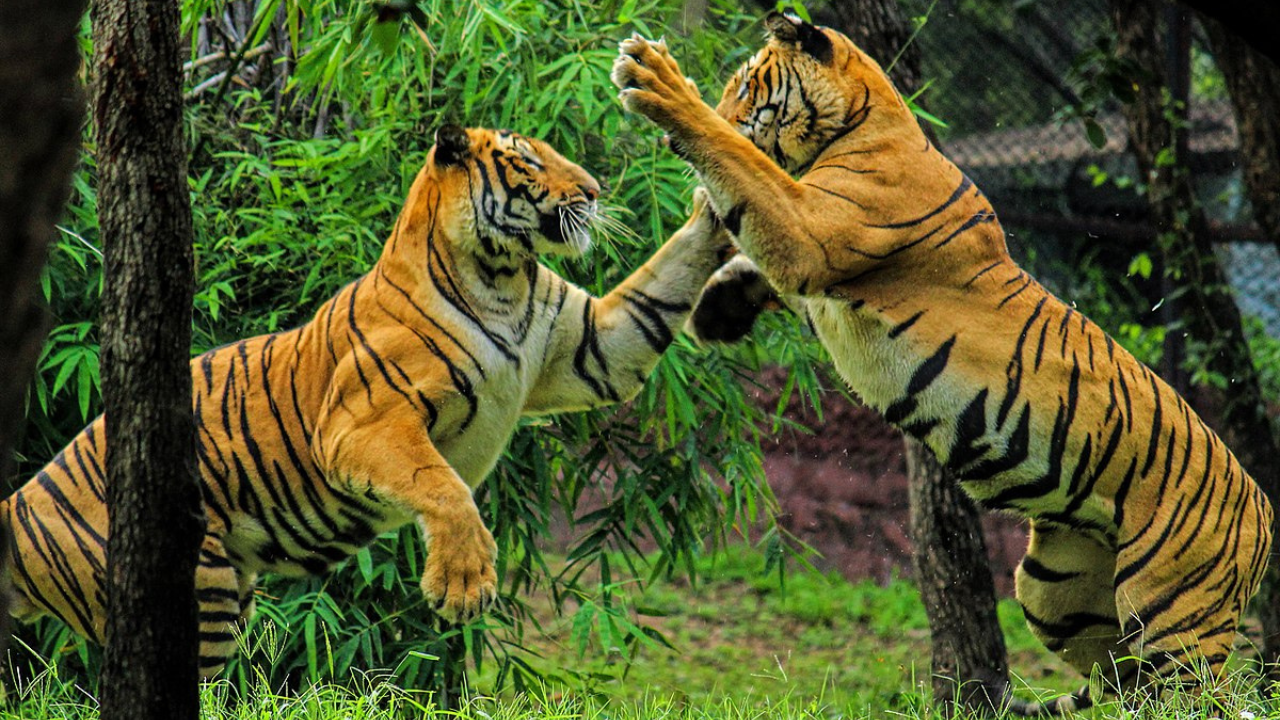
left=579, top=178, right=601, bottom=201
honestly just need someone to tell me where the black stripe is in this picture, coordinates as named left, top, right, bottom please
left=723, top=203, right=745, bottom=235
left=906, top=335, right=956, bottom=396
left=887, top=311, right=925, bottom=339
left=963, top=260, right=1002, bottom=288
left=947, top=389, right=990, bottom=470
left=996, top=295, right=1047, bottom=426
left=870, top=176, right=972, bottom=230
left=572, top=301, right=619, bottom=402
left=931, top=210, right=996, bottom=249
left=1020, top=606, right=1117, bottom=639
left=997, top=274, right=1034, bottom=308
left=1019, top=556, right=1083, bottom=583
left=1140, top=373, right=1164, bottom=476
left=962, top=402, right=1031, bottom=482
left=1116, top=497, right=1184, bottom=586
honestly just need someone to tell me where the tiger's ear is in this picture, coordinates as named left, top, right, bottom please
left=763, top=12, right=833, bottom=65
left=434, top=124, right=471, bottom=167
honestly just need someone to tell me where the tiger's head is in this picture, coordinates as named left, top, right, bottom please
left=715, top=12, right=911, bottom=173
left=430, top=125, right=602, bottom=257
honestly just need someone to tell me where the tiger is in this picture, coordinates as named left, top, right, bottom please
left=1, top=125, right=731, bottom=678
left=611, top=12, right=1274, bottom=713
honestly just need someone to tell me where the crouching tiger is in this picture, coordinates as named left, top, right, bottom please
left=2, top=125, right=730, bottom=677
left=611, top=13, right=1273, bottom=713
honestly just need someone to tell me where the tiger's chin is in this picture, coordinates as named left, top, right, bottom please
left=534, top=201, right=597, bottom=257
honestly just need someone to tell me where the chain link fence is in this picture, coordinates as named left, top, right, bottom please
left=899, top=0, right=1279, bottom=338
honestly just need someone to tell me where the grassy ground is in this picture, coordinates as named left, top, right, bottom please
left=2, top=544, right=1274, bottom=718
left=476, top=544, right=1081, bottom=712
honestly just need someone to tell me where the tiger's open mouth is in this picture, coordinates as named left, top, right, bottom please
left=540, top=199, right=597, bottom=255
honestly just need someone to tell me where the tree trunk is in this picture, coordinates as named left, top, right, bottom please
left=812, top=2, right=1013, bottom=714
left=1175, top=0, right=1280, bottom=65
left=1110, top=0, right=1280, bottom=677
left=906, top=441, right=1012, bottom=713
left=0, top=0, right=88, bottom=662
left=1196, top=15, right=1280, bottom=257
left=93, top=0, right=206, bottom=717
left=1196, top=8, right=1280, bottom=677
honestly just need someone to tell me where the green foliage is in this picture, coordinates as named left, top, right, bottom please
left=5, top=545, right=1275, bottom=718
left=1056, top=33, right=1145, bottom=149
left=1247, top=317, right=1280, bottom=410
left=9, top=0, right=832, bottom=699
left=482, top=545, right=1066, bottom=710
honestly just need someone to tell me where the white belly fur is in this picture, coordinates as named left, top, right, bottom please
left=803, top=297, right=911, bottom=412
left=432, top=357, right=528, bottom=487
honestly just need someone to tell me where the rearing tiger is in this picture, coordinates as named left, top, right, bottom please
left=2, top=125, right=731, bottom=677
left=611, top=13, right=1273, bottom=712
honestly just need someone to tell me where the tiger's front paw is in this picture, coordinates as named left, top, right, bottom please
left=421, top=512, right=498, bottom=624
left=611, top=35, right=704, bottom=128
left=689, top=255, right=781, bottom=343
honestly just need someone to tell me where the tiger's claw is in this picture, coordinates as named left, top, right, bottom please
left=420, top=514, right=498, bottom=624
left=611, top=36, right=703, bottom=127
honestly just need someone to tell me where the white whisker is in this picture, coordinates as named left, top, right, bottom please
left=593, top=202, right=640, bottom=244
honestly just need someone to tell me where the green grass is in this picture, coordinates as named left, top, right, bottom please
left=469, top=544, right=1082, bottom=713
left=3, top=544, right=1275, bottom=719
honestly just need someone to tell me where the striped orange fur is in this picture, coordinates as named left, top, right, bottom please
left=612, top=13, right=1272, bottom=712
left=2, top=125, right=730, bottom=677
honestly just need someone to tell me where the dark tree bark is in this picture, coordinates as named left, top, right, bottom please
left=0, top=0, right=89, bottom=660
left=92, top=0, right=206, bottom=717
left=1196, top=14, right=1280, bottom=257
left=814, top=3, right=1013, bottom=714
left=1110, top=0, right=1280, bottom=675
left=905, top=443, right=1012, bottom=713
left=1175, top=0, right=1280, bottom=66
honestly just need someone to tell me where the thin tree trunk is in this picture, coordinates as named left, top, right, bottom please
left=1110, top=0, right=1280, bottom=677
left=93, top=0, right=206, bottom=716
left=906, top=442, right=1012, bottom=713
left=1196, top=15, right=1280, bottom=259
left=0, top=0, right=88, bottom=663
left=813, top=2, right=1013, bottom=713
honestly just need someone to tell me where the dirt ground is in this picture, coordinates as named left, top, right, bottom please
left=749, top=366, right=1029, bottom=595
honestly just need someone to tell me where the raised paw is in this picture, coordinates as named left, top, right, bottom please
left=689, top=255, right=781, bottom=343
left=420, top=514, right=498, bottom=624
left=611, top=35, right=705, bottom=128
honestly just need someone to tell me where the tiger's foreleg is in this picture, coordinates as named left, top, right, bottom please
left=525, top=188, right=730, bottom=413
left=611, top=39, right=866, bottom=295
left=312, top=412, right=496, bottom=624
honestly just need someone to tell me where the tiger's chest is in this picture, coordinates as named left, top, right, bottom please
left=431, top=353, right=531, bottom=486
left=802, top=297, right=915, bottom=410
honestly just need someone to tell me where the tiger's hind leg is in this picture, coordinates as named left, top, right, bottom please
left=1013, top=522, right=1137, bottom=713
left=195, top=534, right=251, bottom=678
left=1112, top=526, right=1260, bottom=697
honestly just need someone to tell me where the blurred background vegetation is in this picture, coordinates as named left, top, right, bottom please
left=5, top=0, right=1279, bottom=708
